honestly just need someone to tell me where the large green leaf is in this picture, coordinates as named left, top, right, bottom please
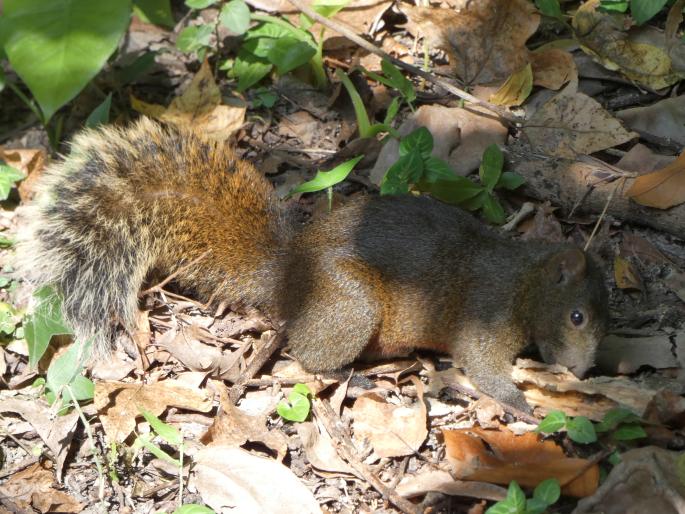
left=1, top=0, right=131, bottom=121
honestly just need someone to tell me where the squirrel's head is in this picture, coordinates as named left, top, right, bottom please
left=529, top=247, right=608, bottom=378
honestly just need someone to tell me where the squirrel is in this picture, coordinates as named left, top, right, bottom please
left=22, top=117, right=608, bottom=412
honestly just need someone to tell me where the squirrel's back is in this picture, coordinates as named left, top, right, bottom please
left=22, top=118, right=291, bottom=355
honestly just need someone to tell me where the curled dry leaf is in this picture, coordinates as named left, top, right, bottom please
left=0, top=462, right=83, bottom=513
left=350, top=377, right=427, bottom=458
left=489, top=63, right=533, bottom=107
left=131, top=59, right=246, bottom=141
left=613, top=256, right=644, bottom=292
left=401, top=0, right=539, bottom=85
left=396, top=469, right=507, bottom=501
left=530, top=48, right=578, bottom=90
left=573, top=447, right=685, bottom=514
left=296, top=419, right=356, bottom=476
left=192, top=446, right=320, bottom=514
left=573, top=0, right=684, bottom=89
left=617, top=95, right=685, bottom=147
left=626, top=151, right=685, bottom=209
left=443, top=427, right=599, bottom=498
left=522, top=78, right=636, bottom=158
left=94, top=380, right=212, bottom=441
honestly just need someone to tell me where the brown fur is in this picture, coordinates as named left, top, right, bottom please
left=22, top=118, right=608, bottom=411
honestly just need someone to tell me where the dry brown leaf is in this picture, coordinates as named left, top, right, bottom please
left=530, top=48, right=578, bottom=90
left=617, top=95, right=685, bottom=147
left=131, top=60, right=246, bottom=141
left=489, top=64, right=533, bottom=106
left=191, top=446, right=320, bottom=514
left=616, top=143, right=676, bottom=174
left=523, top=78, right=636, bottom=158
left=351, top=379, right=427, bottom=458
left=201, top=382, right=288, bottom=460
left=626, top=151, right=685, bottom=209
left=443, top=427, right=599, bottom=498
left=573, top=0, right=684, bottom=89
left=0, top=462, right=83, bottom=513
left=94, top=380, right=212, bottom=441
left=574, top=447, right=685, bottom=514
left=401, top=0, right=539, bottom=85
left=396, top=470, right=507, bottom=501
left=0, top=146, right=47, bottom=201
left=614, top=256, right=644, bottom=291
left=519, top=202, right=564, bottom=243
left=620, top=232, right=673, bottom=266
left=597, top=334, right=679, bottom=374
left=0, top=397, right=78, bottom=478
left=296, top=420, right=356, bottom=476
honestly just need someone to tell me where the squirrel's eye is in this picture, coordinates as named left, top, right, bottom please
left=570, top=310, right=584, bottom=326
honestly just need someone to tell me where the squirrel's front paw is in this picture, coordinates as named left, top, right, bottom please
left=469, top=372, right=533, bottom=415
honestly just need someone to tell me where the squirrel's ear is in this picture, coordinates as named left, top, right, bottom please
left=548, top=248, right=586, bottom=284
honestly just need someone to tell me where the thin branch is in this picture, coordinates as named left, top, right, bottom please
left=285, top=0, right=520, bottom=124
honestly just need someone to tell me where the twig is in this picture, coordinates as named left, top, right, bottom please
left=285, top=0, right=520, bottom=124
left=584, top=178, right=624, bottom=252
left=313, top=399, right=421, bottom=514
left=229, top=326, right=285, bottom=403
left=141, top=250, right=211, bottom=295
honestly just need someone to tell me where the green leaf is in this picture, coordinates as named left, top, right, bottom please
left=381, top=58, right=415, bottom=102
left=507, top=481, right=526, bottom=513
left=595, top=407, right=640, bottom=432
left=419, top=178, right=483, bottom=205
left=336, top=69, right=371, bottom=138
left=608, top=450, right=622, bottom=466
left=0, top=302, right=19, bottom=335
left=612, top=422, right=647, bottom=441
left=482, top=194, right=506, bottom=224
left=233, top=50, right=272, bottom=91
left=241, top=37, right=276, bottom=60
left=186, top=0, right=216, bottom=8
left=277, top=390, right=311, bottom=422
left=288, top=156, right=363, bottom=197
left=68, top=375, right=95, bottom=401
left=135, top=433, right=181, bottom=465
left=630, top=0, right=668, bottom=24
left=460, top=190, right=488, bottom=211
left=485, top=500, right=520, bottom=514
left=267, top=37, right=316, bottom=75
left=140, top=408, right=182, bottom=445
left=46, top=337, right=92, bottom=400
left=383, top=96, right=400, bottom=126
left=24, top=286, right=74, bottom=368
left=0, top=163, right=25, bottom=200
left=1, top=0, right=131, bottom=122
left=535, top=0, right=563, bottom=19
left=381, top=150, right=424, bottom=195
left=0, top=235, right=14, bottom=248
left=173, top=505, right=216, bottom=514
left=133, top=0, right=174, bottom=27
left=525, top=497, right=548, bottom=514
left=533, top=478, right=560, bottom=505
left=0, top=68, right=5, bottom=93
left=177, top=24, right=214, bottom=54
left=599, top=0, right=629, bottom=12
left=497, top=172, right=525, bottom=191
left=479, top=144, right=504, bottom=192
left=85, top=93, right=112, bottom=129
left=536, top=410, right=567, bottom=434
left=677, top=452, right=685, bottom=486
left=245, top=21, right=295, bottom=40
left=251, top=88, right=278, bottom=108
left=566, top=416, right=597, bottom=444
left=423, top=157, right=457, bottom=183
left=219, top=0, right=251, bottom=35
left=115, top=51, right=157, bottom=85
left=292, top=383, right=311, bottom=396
left=399, top=127, right=433, bottom=159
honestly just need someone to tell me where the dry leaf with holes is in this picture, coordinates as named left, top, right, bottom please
left=94, top=380, right=212, bottom=441
left=523, top=78, right=636, bottom=158
left=0, top=462, right=83, bottom=513
left=443, top=427, right=599, bottom=497
left=625, top=151, right=685, bottom=209
left=191, top=446, right=320, bottom=514
left=350, top=378, right=427, bottom=458
left=531, top=48, right=578, bottom=90
left=614, top=256, right=644, bottom=292
left=131, top=59, right=246, bottom=141
left=573, top=0, right=684, bottom=89
left=490, top=64, right=533, bottom=106
left=401, top=0, right=539, bottom=85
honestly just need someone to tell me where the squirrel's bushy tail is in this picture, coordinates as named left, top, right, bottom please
left=19, top=117, right=289, bottom=357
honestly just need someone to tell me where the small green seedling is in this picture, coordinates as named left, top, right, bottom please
left=362, top=58, right=417, bottom=112
left=0, top=162, right=25, bottom=200
left=277, top=383, right=312, bottom=422
left=172, top=504, right=217, bottom=514
left=24, top=286, right=74, bottom=368
left=537, top=408, right=646, bottom=444
left=486, top=479, right=561, bottom=514
left=287, top=155, right=363, bottom=210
